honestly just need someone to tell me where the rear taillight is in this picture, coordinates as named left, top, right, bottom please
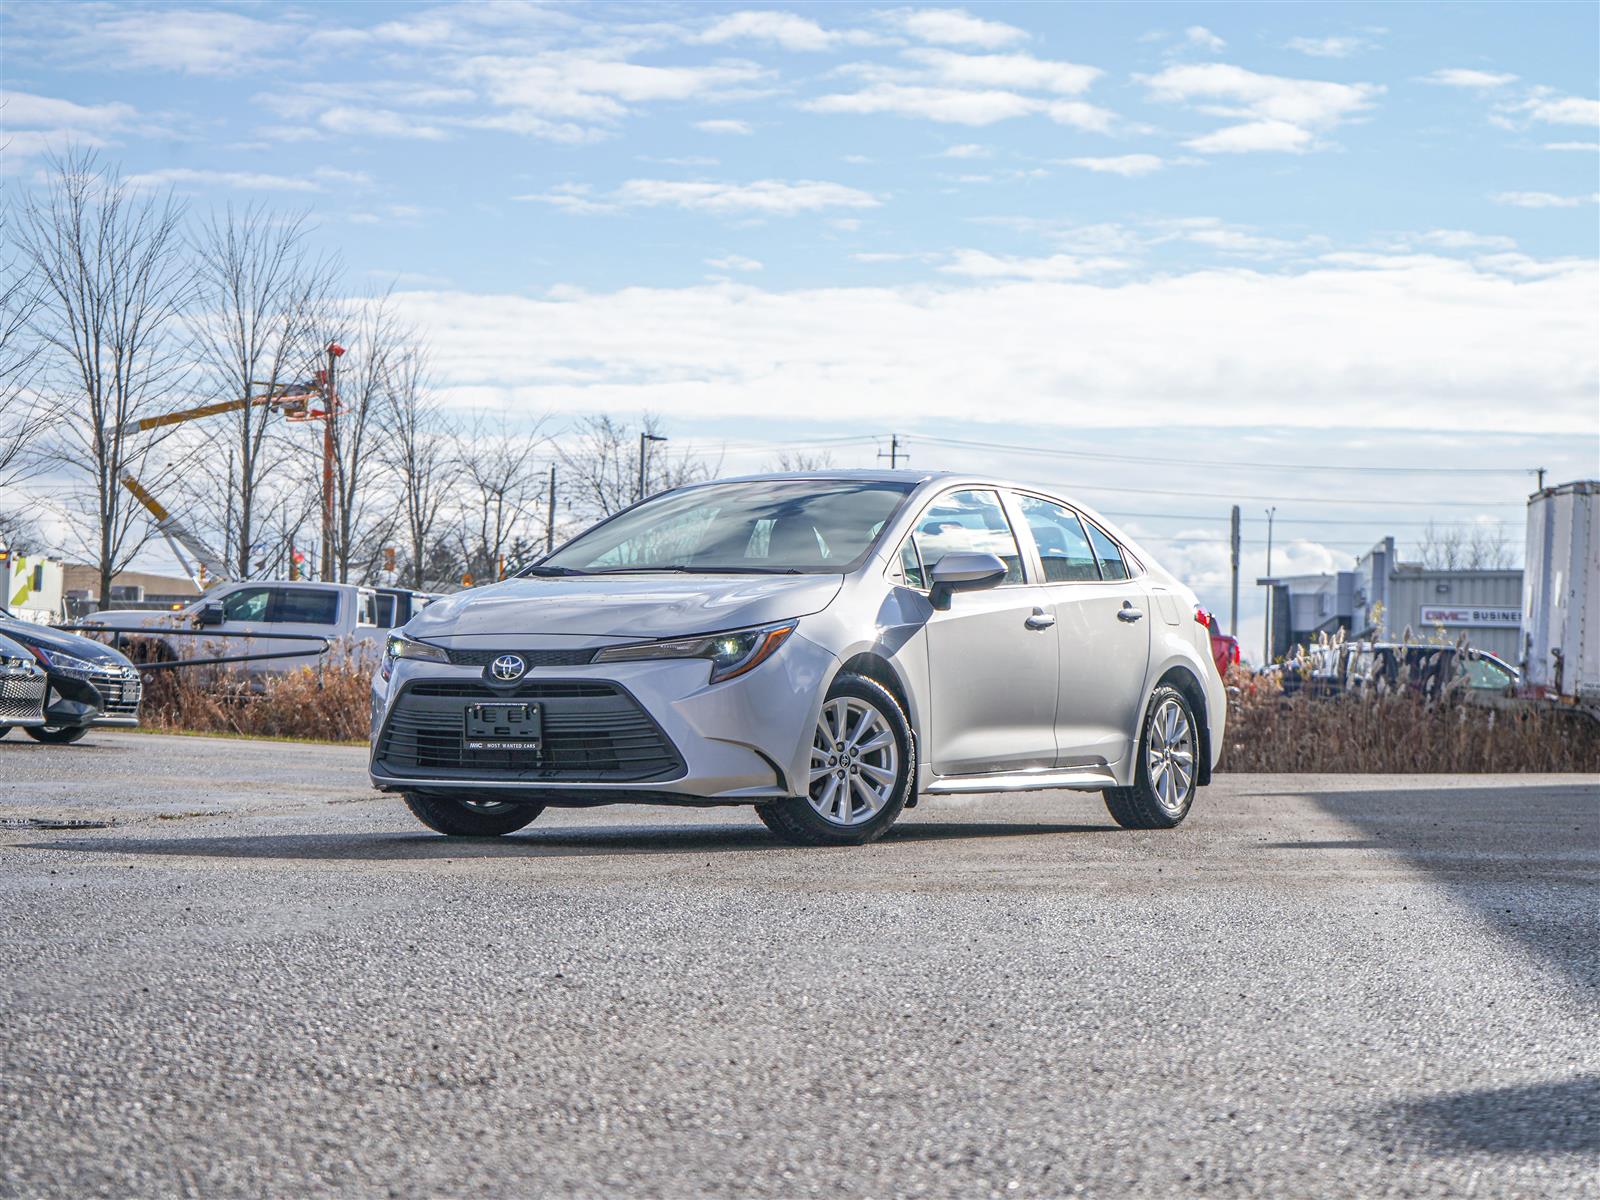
left=1195, top=606, right=1213, bottom=629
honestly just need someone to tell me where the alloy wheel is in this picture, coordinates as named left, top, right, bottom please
left=1145, top=697, right=1195, bottom=813
left=808, top=696, right=900, bottom=827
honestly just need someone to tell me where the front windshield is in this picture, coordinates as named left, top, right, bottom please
left=538, top=479, right=914, bottom=575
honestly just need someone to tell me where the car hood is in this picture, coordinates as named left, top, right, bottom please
left=0, top=616, right=134, bottom=667
left=405, top=573, right=845, bottom=642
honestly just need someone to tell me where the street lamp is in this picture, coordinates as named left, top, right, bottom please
left=638, top=431, right=668, bottom=502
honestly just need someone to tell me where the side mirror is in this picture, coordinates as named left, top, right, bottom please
left=196, top=602, right=225, bottom=627
left=929, top=552, right=1008, bottom=610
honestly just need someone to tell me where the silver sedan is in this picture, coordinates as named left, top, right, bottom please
left=371, top=471, right=1226, bottom=845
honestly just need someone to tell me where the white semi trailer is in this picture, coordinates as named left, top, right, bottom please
left=1521, top=479, right=1598, bottom=717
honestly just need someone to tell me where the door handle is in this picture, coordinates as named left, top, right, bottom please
left=1117, top=603, right=1144, bottom=623
left=1025, top=607, right=1056, bottom=630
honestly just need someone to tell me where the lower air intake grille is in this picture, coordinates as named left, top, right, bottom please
left=375, top=681, right=683, bottom=783
left=0, top=672, right=46, bottom=723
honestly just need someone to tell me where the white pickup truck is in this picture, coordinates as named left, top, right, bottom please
left=86, top=581, right=436, bottom=676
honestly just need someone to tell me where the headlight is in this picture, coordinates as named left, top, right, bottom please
left=28, top=646, right=105, bottom=677
left=382, top=633, right=449, bottom=681
left=593, top=622, right=796, bottom=684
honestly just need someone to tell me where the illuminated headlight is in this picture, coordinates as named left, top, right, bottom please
left=382, top=633, right=448, bottom=681
left=593, top=622, right=796, bottom=684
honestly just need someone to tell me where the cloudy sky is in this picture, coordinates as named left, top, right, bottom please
left=4, top=0, right=1598, bottom=654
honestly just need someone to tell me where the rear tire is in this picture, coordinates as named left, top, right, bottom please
left=24, top=725, right=89, bottom=745
left=1104, top=685, right=1199, bottom=830
left=758, top=673, right=914, bottom=847
left=402, top=791, right=543, bottom=837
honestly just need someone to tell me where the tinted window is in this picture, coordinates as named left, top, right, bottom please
left=1084, top=522, right=1129, bottom=581
left=373, top=593, right=398, bottom=628
left=1018, top=496, right=1100, bottom=583
left=540, top=479, right=912, bottom=574
left=269, top=589, right=338, bottom=625
left=1463, top=656, right=1513, bottom=690
left=221, top=587, right=271, bottom=621
left=911, top=489, right=1024, bottom=584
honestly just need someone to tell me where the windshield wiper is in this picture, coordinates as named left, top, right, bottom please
left=519, top=565, right=591, bottom=577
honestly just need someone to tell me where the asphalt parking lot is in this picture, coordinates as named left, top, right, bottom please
left=1, top=730, right=1596, bottom=1199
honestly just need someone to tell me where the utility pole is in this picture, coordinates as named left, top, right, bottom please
left=320, top=341, right=344, bottom=581
left=1536, top=466, right=1547, bottom=491
left=638, top=431, right=668, bottom=503
left=878, top=434, right=906, bottom=469
left=1229, top=505, right=1241, bottom=637
left=1263, top=506, right=1277, bottom=664
left=546, top=463, right=557, bottom=554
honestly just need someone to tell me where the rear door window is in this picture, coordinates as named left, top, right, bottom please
left=1017, top=496, right=1100, bottom=582
left=1083, top=522, right=1130, bottom=582
left=911, top=489, right=1024, bottom=584
left=268, top=589, right=339, bottom=625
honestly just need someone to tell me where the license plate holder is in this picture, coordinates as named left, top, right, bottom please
left=463, top=702, right=542, bottom=754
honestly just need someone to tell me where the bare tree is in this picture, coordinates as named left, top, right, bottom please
left=769, top=450, right=835, bottom=472
left=311, top=293, right=404, bottom=582
left=452, top=412, right=546, bottom=583
left=188, top=203, right=334, bottom=577
left=561, top=414, right=711, bottom=522
left=17, top=149, right=192, bottom=605
left=1416, top=521, right=1515, bottom=571
left=382, top=347, right=458, bottom=589
left=0, top=211, right=48, bottom=493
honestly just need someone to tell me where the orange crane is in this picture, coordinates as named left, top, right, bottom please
left=116, top=343, right=344, bottom=587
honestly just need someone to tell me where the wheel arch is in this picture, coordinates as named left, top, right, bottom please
left=1152, top=664, right=1213, bottom=787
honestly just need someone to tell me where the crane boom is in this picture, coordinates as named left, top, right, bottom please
left=119, top=473, right=235, bottom=588
left=114, top=385, right=318, bottom=437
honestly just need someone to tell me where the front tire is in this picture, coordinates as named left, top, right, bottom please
left=758, top=673, right=914, bottom=847
left=402, top=792, right=543, bottom=837
left=24, top=725, right=89, bottom=745
left=1104, top=685, right=1199, bottom=830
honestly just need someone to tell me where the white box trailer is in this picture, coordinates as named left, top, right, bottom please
left=1522, top=480, right=1598, bottom=711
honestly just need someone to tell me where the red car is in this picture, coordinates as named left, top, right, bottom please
left=1204, top=612, right=1240, bottom=676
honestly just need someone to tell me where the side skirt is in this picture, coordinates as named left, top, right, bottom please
left=924, top=766, right=1119, bottom=795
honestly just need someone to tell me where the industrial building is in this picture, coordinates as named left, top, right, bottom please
left=1259, top=536, right=1524, bottom=662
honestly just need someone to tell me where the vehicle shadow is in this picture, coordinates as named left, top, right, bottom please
left=1303, top=782, right=1600, bottom=996
left=1368, top=1074, right=1600, bottom=1157
left=22, top=819, right=1117, bottom=862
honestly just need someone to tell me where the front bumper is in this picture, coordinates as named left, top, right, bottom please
left=45, top=663, right=143, bottom=727
left=369, top=632, right=834, bottom=803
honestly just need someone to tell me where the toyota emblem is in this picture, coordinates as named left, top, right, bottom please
left=489, top=654, right=526, bottom=682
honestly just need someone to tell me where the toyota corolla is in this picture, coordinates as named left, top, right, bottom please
left=371, top=471, right=1225, bottom=845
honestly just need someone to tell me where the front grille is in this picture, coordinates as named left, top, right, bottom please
left=375, top=680, right=683, bottom=783
left=67, top=666, right=142, bottom=717
left=0, top=670, right=47, bottom=723
left=444, top=648, right=597, bottom=668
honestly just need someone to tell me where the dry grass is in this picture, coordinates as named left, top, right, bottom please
left=134, top=652, right=1600, bottom=771
left=1218, top=663, right=1600, bottom=773
left=138, top=656, right=371, bottom=744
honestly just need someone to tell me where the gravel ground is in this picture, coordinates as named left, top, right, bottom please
left=1, top=730, right=1596, bottom=1199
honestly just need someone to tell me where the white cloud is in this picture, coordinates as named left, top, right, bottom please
left=1413, top=229, right=1517, bottom=250
left=1066, top=154, right=1164, bottom=177
left=318, top=106, right=449, bottom=140
left=518, top=178, right=882, bottom=216
left=939, top=143, right=989, bottom=158
left=389, top=255, right=1598, bottom=436
left=1423, top=68, right=1519, bottom=88
left=889, top=8, right=1028, bottom=49
left=697, top=10, right=859, bottom=52
left=1523, top=95, right=1600, bottom=126
left=941, top=250, right=1129, bottom=279
left=81, top=8, right=299, bottom=75
left=804, top=83, right=1040, bottom=126
left=696, top=118, right=753, bottom=135
left=905, top=48, right=1101, bottom=95
left=1545, top=141, right=1600, bottom=151
left=124, top=167, right=345, bottom=192
left=1185, top=26, right=1226, bottom=53
left=0, top=90, right=144, bottom=160
left=1145, top=63, right=1382, bottom=153
left=705, top=254, right=764, bottom=272
left=1286, top=35, right=1369, bottom=59
left=1490, top=191, right=1596, bottom=208
left=1046, top=101, right=1118, bottom=133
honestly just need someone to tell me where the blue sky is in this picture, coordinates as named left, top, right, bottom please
left=4, top=1, right=1598, bottom=650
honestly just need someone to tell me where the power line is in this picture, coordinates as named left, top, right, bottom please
left=1099, top=509, right=1519, bottom=528
left=915, top=433, right=1536, bottom=476
left=1051, top=480, right=1523, bottom=508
